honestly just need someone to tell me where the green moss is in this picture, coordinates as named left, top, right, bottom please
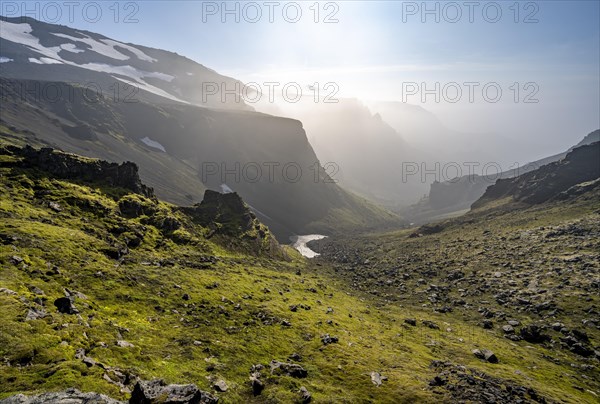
left=0, top=148, right=598, bottom=403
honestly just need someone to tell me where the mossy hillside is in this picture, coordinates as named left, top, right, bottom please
left=0, top=150, right=436, bottom=403
left=0, top=146, right=596, bottom=403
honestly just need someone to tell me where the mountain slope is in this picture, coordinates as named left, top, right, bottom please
left=0, top=77, right=400, bottom=240
left=0, top=16, right=247, bottom=109
left=403, top=130, right=600, bottom=223
left=1, top=144, right=573, bottom=403
left=472, top=141, right=600, bottom=209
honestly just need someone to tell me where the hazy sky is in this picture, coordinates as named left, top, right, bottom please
left=4, top=0, right=599, bottom=161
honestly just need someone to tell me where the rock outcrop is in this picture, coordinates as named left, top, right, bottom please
left=183, top=190, right=255, bottom=234
left=129, top=379, right=218, bottom=404
left=5, top=145, right=154, bottom=198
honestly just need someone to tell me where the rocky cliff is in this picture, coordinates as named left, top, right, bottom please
left=3, top=145, right=154, bottom=198
left=472, top=142, right=600, bottom=208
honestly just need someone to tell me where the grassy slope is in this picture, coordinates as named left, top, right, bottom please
left=313, top=192, right=600, bottom=403
left=0, top=146, right=597, bottom=403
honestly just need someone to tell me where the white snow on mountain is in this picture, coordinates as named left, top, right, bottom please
left=101, top=39, right=157, bottom=62
left=80, top=63, right=174, bottom=82
left=59, top=43, right=84, bottom=53
left=140, top=137, right=167, bottom=152
left=28, top=57, right=63, bottom=65
left=52, top=32, right=134, bottom=62
left=0, top=57, right=13, bottom=63
left=112, top=75, right=188, bottom=103
left=1, top=21, right=61, bottom=59
left=0, top=22, right=184, bottom=103
left=220, top=184, right=234, bottom=194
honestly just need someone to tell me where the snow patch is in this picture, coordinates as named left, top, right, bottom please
left=1, top=22, right=61, bottom=59
left=0, top=22, right=184, bottom=103
left=51, top=32, right=128, bottom=60
left=112, top=75, right=188, bottom=103
left=220, top=184, right=234, bottom=194
left=140, top=137, right=166, bottom=152
left=28, top=57, right=62, bottom=65
left=51, top=32, right=156, bottom=62
left=101, top=39, right=156, bottom=62
left=59, top=43, right=84, bottom=53
left=79, top=63, right=174, bottom=82
left=0, top=57, right=13, bottom=63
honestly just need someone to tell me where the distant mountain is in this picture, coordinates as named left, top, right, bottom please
left=472, top=141, right=600, bottom=209
left=256, top=98, right=429, bottom=205
left=573, top=129, right=600, bottom=148
left=402, top=130, right=600, bottom=222
left=367, top=101, right=509, bottom=166
left=0, top=16, right=247, bottom=109
left=0, top=18, right=401, bottom=240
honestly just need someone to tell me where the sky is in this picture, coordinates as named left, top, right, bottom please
left=2, top=0, right=599, bottom=161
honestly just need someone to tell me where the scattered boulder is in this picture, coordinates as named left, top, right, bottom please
left=82, top=356, right=96, bottom=367
left=10, top=255, right=24, bottom=265
left=370, top=371, right=388, bottom=386
left=472, top=349, right=498, bottom=363
left=48, top=201, right=62, bottom=212
left=129, top=379, right=217, bottom=404
left=429, top=375, right=446, bottom=387
left=249, top=373, right=264, bottom=396
left=25, top=307, right=47, bottom=321
left=321, top=334, right=339, bottom=345
left=27, top=285, right=45, bottom=295
left=0, top=288, right=18, bottom=295
left=54, top=297, right=79, bottom=314
left=520, top=325, right=551, bottom=343
left=116, top=340, right=135, bottom=348
left=288, top=353, right=302, bottom=362
left=299, top=386, right=312, bottom=403
left=428, top=361, right=546, bottom=403
left=213, top=380, right=228, bottom=392
left=404, top=318, right=417, bottom=326
left=422, top=320, right=440, bottom=330
left=270, top=360, right=308, bottom=378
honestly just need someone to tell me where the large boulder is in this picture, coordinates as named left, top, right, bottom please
left=129, top=380, right=218, bottom=404
left=0, top=388, right=124, bottom=403
left=269, top=360, right=308, bottom=378
left=520, top=325, right=551, bottom=343
left=53, top=297, right=79, bottom=314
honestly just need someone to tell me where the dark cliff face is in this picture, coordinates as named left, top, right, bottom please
left=4, top=145, right=154, bottom=197
left=428, top=176, right=491, bottom=211
left=472, top=142, right=600, bottom=208
left=423, top=130, right=600, bottom=216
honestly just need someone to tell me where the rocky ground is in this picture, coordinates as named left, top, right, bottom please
left=311, top=188, right=600, bottom=401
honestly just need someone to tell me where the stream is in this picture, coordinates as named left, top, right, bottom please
left=290, top=234, right=327, bottom=258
